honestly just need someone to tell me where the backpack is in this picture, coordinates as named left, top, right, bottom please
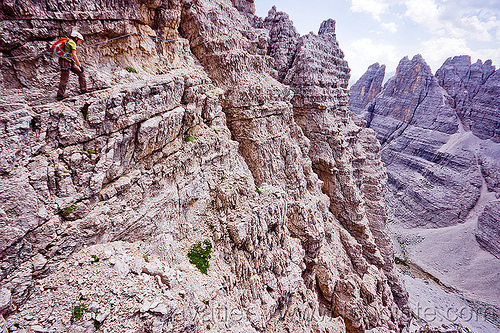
left=51, top=37, right=69, bottom=57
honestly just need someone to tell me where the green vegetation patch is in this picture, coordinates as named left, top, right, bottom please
left=125, top=67, right=137, bottom=73
left=185, top=135, right=197, bottom=143
left=90, top=254, right=100, bottom=264
left=187, top=240, right=212, bottom=274
left=70, top=302, right=88, bottom=323
left=93, top=318, right=101, bottom=330
left=394, top=256, right=409, bottom=267
left=62, top=203, right=77, bottom=216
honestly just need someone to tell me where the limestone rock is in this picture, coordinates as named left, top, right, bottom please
left=0, top=0, right=186, bottom=106
left=1, top=0, right=409, bottom=332
left=230, top=0, right=255, bottom=15
left=0, top=288, right=11, bottom=313
left=264, top=9, right=409, bottom=327
left=265, top=7, right=401, bottom=273
left=476, top=200, right=500, bottom=258
left=434, top=57, right=500, bottom=203
left=479, top=142, right=500, bottom=193
left=263, top=6, right=300, bottom=81
left=351, top=55, right=500, bottom=265
left=364, top=55, right=459, bottom=136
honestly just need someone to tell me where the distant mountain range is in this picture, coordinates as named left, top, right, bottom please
left=350, top=54, right=500, bottom=259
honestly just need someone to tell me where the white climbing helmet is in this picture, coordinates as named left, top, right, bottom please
left=71, top=31, right=84, bottom=41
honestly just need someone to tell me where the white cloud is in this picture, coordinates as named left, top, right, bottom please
left=345, top=38, right=401, bottom=83
left=473, top=47, right=500, bottom=66
left=420, top=37, right=471, bottom=67
left=460, top=14, right=500, bottom=42
left=348, top=0, right=390, bottom=21
left=349, top=38, right=401, bottom=62
left=348, top=0, right=500, bottom=43
left=403, top=0, right=443, bottom=31
left=381, top=22, right=398, bottom=33
left=402, top=0, right=500, bottom=42
left=420, top=37, right=500, bottom=71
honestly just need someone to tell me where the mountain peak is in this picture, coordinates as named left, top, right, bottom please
left=349, top=62, right=386, bottom=110
left=318, top=18, right=336, bottom=35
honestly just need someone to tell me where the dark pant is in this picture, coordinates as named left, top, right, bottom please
left=57, top=57, right=87, bottom=97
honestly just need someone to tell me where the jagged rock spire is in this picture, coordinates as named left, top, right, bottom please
left=318, top=18, right=336, bottom=35
left=349, top=62, right=386, bottom=110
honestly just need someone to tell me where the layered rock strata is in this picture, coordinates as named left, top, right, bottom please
left=350, top=55, right=500, bottom=257
left=181, top=2, right=409, bottom=330
left=263, top=6, right=300, bottom=81
left=351, top=55, right=483, bottom=228
left=0, top=0, right=188, bottom=107
left=1, top=0, right=408, bottom=332
left=230, top=0, right=255, bottom=15
left=476, top=201, right=500, bottom=258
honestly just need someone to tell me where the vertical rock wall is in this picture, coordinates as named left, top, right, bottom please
left=476, top=200, right=500, bottom=258
left=434, top=57, right=500, bottom=258
left=259, top=6, right=410, bottom=325
left=261, top=5, right=408, bottom=301
left=230, top=0, right=255, bottom=15
left=181, top=1, right=409, bottom=331
left=263, top=6, right=300, bottom=81
left=0, top=0, right=186, bottom=106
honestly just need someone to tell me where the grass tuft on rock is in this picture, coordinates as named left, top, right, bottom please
left=81, top=103, right=91, bottom=119
left=61, top=203, right=77, bottom=216
left=187, top=240, right=212, bottom=274
left=70, top=302, right=88, bottom=323
left=394, top=256, right=409, bottom=267
left=185, top=135, right=197, bottom=143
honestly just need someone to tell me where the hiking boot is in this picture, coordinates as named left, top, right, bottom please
left=56, top=95, right=69, bottom=101
left=80, top=88, right=97, bottom=94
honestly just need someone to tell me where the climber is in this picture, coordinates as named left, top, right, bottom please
left=56, top=31, right=88, bottom=101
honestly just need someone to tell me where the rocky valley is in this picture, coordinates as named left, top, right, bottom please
left=0, top=1, right=412, bottom=332
left=350, top=55, right=500, bottom=331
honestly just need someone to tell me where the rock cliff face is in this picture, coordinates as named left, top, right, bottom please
left=1, top=1, right=408, bottom=332
left=476, top=200, right=500, bottom=258
left=350, top=55, right=500, bottom=255
left=230, top=0, right=255, bottom=15
left=435, top=58, right=500, bottom=257
left=263, top=9, right=408, bottom=319
left=262, top=6, right=300, bottom=81
left=351, top=55, right=481, bottom=228
left=436, top=55, right=499, bottom=142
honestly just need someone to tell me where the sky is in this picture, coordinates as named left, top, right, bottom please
left=254, top=0, right=500, bottom=85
